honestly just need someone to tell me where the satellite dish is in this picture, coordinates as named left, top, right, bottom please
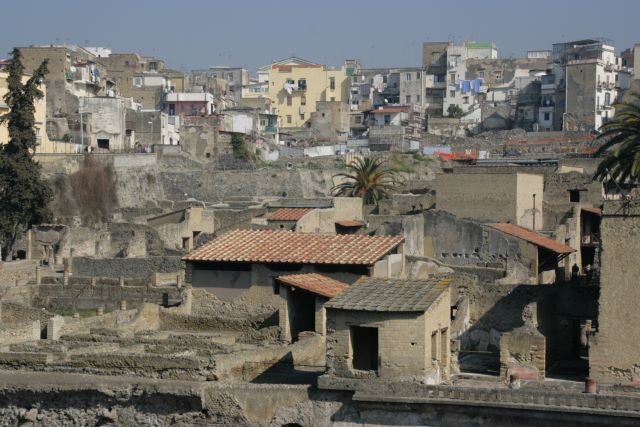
left=70, top=66, right=76, bottom=72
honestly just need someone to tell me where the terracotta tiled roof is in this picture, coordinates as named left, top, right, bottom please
left=183, top=229, right=404, bottom=265
left=487, top=223, right=575, bottom=254
left=335, top=220, right=365, bottom=227
left=581, top=206, right=602, bottom=216
left=267, top=208, right=313, bottom=222
left=326, top=277, right=451, bottom=312
left=277, top=273, right=348, bottom=298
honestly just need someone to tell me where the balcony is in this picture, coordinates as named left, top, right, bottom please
left=265, top=126, right=278, bottom=133
left=541, top=83, right=556, bottom=92
left=604, top=63, right=615, bottom=72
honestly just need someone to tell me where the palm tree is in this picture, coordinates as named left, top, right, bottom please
left=331, top=156, right=400, bottom=205
left=594, top=92, right=640, bottom=184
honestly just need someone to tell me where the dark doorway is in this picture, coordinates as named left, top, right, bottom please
left=351, top=326, right=379, bottom=372
left=288, top=289, right=316, bottom=341
left=97, top=138, right=109, bottom=150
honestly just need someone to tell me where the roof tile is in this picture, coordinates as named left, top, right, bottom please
left=277, top=273, right=348, bottom=298
left=183, top=229, right=404, bottom=265
left=487, top=223, right=575, bottom=254
left=267, top=208, right=313, bottom=222
left=326, top=277, right=451, bottom=312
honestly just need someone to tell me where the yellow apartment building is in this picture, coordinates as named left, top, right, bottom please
left=267, top=61, right=349, bottom=128
left=0, top=70, right=49, bottom=149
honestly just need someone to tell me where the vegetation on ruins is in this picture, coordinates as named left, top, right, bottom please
left=51, top=155, right=118, bottom=225
left=447, top=104, right=464, bottom=118
left=0, top=48, right=52, bottom=261
left=230, top=133, right=254, bottom=161
left=594, top=91, right=640, bottom=184
left=331, top=155, right=400, bottom=205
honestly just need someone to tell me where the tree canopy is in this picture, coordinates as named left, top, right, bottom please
left=0, top=48, right=52, bottom=260
left=594, top=91, right=640, bottom=184
left=331, top=155, right=400, bottom=205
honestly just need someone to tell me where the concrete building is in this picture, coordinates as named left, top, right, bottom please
left=267, top=59, right=350, bottom=128
left=545, top=39, right=619, bottom=131
left=126, top=110, right=180, bottom=148
left=308, top=101, right=350, bottom=143
left=437, top=172, right=545, bottom=230
left=183, top=229, right=404, bottom=307
left=0, top=71, right=49, bottom=149
left=164, top=92, right=214, bottom=116
left=325, top=276, right=451, bottom=383
left=191, top=66, right=248, bottom=101
left=18, top=45, right=111, bottom=117
left=77, top=96, right=128, bottom=151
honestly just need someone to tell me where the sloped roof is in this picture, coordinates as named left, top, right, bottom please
left=581, top=206, right=602, bottom=216
left=326, top=277, right=450, bottom=312
left=267, top=208, right=313, bottom=222
left=487, top=223, right=575, bottom=254
left=277, top=273, right=348, bottom=298
left=183, top=229, right=404, bottom=265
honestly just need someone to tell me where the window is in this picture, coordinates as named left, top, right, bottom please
left=382, top=75, right=388, bottom=84
left=440, top=328, right=448, bottom=364
left=329, top=77, right=335, bottom=90
left=431, top=331, right=439, bottom=361
left=569, top=190, right=581, bottom=203
left=405, top=95, right=411, bottom=104
left=463, top=97, right=469, bottom=104
left=299, top=113, right=304, bottom=120
left=286, top=115, right=292, bottom=124
left=260, top=119, right=266, bottom=126
left=384, top=114, right=391, bottom=125
left=351, top=326, right=378, bottom=372
left=494, top=71, right=503, bottom=80
left=544, top=112, right=551, bottom=121
left=431, top=52, right=441, bottom=65
left=416, top=95, right=421, bottom=103
left=478, top=70, right=485, bottom=78
left=287, top=96, right=292, bottom=106
left=435, top=74, right=445, bottom=83
left=605, top=92, right=611, bottom=106
left=449, top=73, right=456, bottom=84
left=449, top=90, right=456, bottom=98
left=406, top=73, right=412, bottom=81
left=416, top=71, right=421, bottom=79
left=133, top=77, right=143, bottom=87
left=298, top=79, right=307, bottom=90
left=300, top=95, right=306, bottom=106
left=355, top=115, right=362, bottom=124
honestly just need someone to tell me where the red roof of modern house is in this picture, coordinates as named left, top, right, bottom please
left=183, top=229, right=404, bottom=265
left=335, top=220, right=365, bottom=227
left=267, top=208, right=313, bottom=222
left=487, top=223, right=575, bottom=254
left=277, top=273, right=348, bottom=298
left=581, top=206, right=602, bottom=216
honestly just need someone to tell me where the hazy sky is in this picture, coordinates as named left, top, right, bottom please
left=2, top=0, right=638, bottom=73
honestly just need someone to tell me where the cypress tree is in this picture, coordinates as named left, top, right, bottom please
left=0, top=48, right=52, bottom=260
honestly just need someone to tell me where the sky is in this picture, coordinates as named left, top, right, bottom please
left=2, top=0, right=638, bottom=73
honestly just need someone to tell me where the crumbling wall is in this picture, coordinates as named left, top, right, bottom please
left=71, top=256, right=183, bottom=279
left=590, top=203, right=640, bottom=384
